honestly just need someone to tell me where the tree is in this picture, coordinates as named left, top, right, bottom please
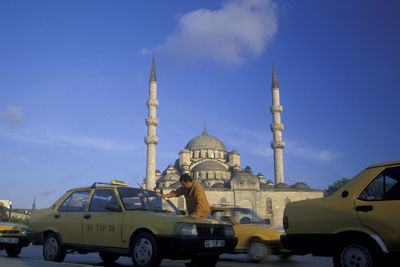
left=0, top=203, right=9, bottom=219
left=324, top=177, right=351, bottom=197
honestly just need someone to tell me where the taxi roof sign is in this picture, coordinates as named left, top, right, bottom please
left=110, top=180, right=127, bottom=186
left=90, top=180, right=127, bottom=188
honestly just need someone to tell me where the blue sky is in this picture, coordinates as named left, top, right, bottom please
left=1, top=0, right=399, bottom=209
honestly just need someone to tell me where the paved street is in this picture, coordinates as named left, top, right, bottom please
left=0, top=245, right=333, bottom=267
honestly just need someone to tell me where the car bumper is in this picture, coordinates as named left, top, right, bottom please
left=157, top=235, right=238, bottom=260
left=27, top=231, right=44, bottom=245
left=0, top=235, right=30, bottom=248
left=281, top=233, right=334, bottom=256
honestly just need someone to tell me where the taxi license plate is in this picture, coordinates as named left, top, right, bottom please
left=0, top=237, right=19, bottom=244
left=204, top=240, right=225, bottom=248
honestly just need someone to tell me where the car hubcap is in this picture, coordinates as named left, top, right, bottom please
left=249, top=242, right=267, bottom=261
left=341, top=244, right=371, bottom=267
left=45, top=237, right=58, bottom=259
left=134, top=238, right=153, bottom=264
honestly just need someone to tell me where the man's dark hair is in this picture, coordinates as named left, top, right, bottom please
left=179, top=174, right=192, bottom=183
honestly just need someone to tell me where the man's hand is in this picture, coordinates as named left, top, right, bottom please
left=157, top=192, right=166, bottom=198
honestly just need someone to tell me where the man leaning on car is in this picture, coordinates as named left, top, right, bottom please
left=157, top=174, right=210, bottom=218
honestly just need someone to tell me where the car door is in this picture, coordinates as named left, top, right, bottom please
left=55, top=190, right=91, bottom=244
left=82, top=189, right=123, bottom=247
left=355, top=166, right=400, bottom=253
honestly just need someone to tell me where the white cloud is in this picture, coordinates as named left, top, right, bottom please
left=286, top=140, right=342, bottom=162
left=0, top=106, right=25, bottom=127
left=144, top=0, right=278, bottom=64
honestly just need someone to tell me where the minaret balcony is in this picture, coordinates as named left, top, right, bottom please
left=270, top=123, right=284, bottom=132
left=145, top=117, right=159, bottom=126
left=270, top=141, right=285, bottom=149
left=146, top=99, right=159, bottom=107
left=270, top=105, right=283, bottom=113
left=145, top=136, right=159, bottom=145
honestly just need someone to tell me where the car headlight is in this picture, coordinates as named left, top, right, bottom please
left=174, top=223, right=198, bottom=236
left=21, top=229, right=28, bottom=235
left=224, top=225, right=235, bottom=237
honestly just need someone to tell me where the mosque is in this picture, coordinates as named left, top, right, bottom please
left=142, top=58, right=323, bottom=226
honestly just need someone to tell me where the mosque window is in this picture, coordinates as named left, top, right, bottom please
left=266, top=198, right=272, bottom=214
left=220, top=198, right=227, bottom=205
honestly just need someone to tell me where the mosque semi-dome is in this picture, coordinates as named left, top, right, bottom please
left=192, top=161, right=227, bottom=172
left=275, top=183, right=290, bottom=189
left=230, top=171, right=259, bottom=185
left=211, top=182, right=226, bottom=189
left=185, top=130, right=227, bottom=151
left=291, top=182, right=310, bottom=190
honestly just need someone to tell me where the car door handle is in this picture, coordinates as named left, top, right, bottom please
left=356, top=205, right=373, bottom=212
left=83, top=214, right=91, bottom=219
left=54, top=214, right=61, bottom=219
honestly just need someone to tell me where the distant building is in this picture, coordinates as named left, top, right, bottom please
left=142, top=60, right=324, bottom=226
left=0, top=200, right=11, bottom=210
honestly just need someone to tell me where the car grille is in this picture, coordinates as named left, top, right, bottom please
left=196, top=224, right=225, bottom=237
left=0, top=230, right=19, bottom=235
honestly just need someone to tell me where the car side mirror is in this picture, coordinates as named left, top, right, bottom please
left=106, top=203, right=122, bottom=212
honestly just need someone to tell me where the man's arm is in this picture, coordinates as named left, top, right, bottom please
left=157, top=186, right=185, bottom=198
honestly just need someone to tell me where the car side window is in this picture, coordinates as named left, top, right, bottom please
left=384, top=167, right=400, bottom=200
left=359, top=167, right=400, bottom=201
left=58, top=190, right=91, bottom=212
left=89, top=189, right=120, bottom=212
left=359, top=174, right=384, bottom=201
left=209, top=210, right=228, bottom=221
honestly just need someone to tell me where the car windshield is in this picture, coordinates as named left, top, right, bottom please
left=117, top=187, right=182, bottom=214
left=231, top=207, right=265, bottom=224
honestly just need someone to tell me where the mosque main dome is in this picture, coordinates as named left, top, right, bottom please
left=185, top=130, right=227, bottom=151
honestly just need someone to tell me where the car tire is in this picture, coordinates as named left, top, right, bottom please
left=333, top=240, right=379, bottom=267
left=247, top=239, right=271, bottom=263
left=43, top=233, right=66, bottom=262
left=5, top=246, right=22, bottom=257
left=99, top=251, right=120, bottom=264
left=130, top=232, right=162, bottom=267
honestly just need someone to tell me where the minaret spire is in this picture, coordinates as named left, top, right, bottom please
left=203, top=120, right=208, bottom=135
left=144, top=57, right=159, bottom=190
left=270, top=63, right=285, bottom=185
left=150, top=56, right=157, bottom=82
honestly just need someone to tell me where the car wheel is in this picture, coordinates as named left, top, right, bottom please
left=131, top=232, right=162, bottom=267
left=333, top=241, right=378, bottom=267
left=5, top=246, right=22, bottom=257
left=247, top=239, right=271, bottom=262
left=43, top=233, right=66, bottom=262
left=99, top=251, right=120, bottom=264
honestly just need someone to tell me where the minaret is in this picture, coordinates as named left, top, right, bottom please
left=270, top=63, right=285, bottom=185
left=32, top=196, right=36, bottom=212
left=144, top=57, right=159, bottom=190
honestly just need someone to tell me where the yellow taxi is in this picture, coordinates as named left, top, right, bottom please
left=209, top=206, right=290, bottom=262
left=281, top=161, right=400, bottom=267
left=0, top=220, right=30, bottom=257
left=28, top=180, right=237, bottom=267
